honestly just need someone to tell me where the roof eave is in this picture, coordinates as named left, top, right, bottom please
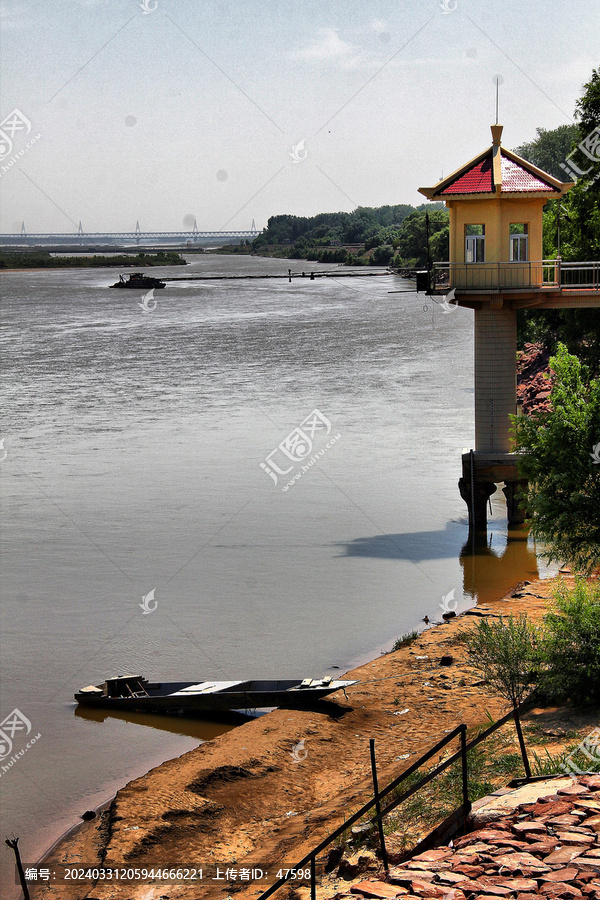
left=438, top=190, right=564, bottom=200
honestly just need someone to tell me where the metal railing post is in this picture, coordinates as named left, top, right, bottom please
left=512, top=707, right=532, bottom=780
left=311, top=854, right=316, bottom=900
left=460, top=724, right=469, bottom=813
left=370, top=738, right=389, bottom=873
left=5, top=838, right=30, bottom=900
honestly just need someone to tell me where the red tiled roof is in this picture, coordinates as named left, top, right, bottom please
left=440, top=156, right=492, bottom=194
left=438, top=150, right=560, bottom=196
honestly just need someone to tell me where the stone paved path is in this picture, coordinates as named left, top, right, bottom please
left=328, top=775, right=600, bottom=900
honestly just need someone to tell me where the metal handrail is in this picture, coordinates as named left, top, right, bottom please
left=257, top=704, right=531, bottom=900
left=431, top=259, right=600, bottom=291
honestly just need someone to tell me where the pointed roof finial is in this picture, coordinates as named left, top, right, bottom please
left=491, top=124, right=503, bottom=146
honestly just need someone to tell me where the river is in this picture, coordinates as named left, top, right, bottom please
left=0, top=254, right=553, bottom=896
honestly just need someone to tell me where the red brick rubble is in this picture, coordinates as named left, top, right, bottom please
left=333, top=775, right=600, bottom=900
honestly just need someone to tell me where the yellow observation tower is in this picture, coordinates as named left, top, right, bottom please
left=419, top=124, right=600, bottom=532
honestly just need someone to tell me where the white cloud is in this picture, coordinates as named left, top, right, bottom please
left=292, top=28, right=357, bottom=62
left=370, top=19, right=388, bottom=34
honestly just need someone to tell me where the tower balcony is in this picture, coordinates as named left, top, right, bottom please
left=431, top=260, right=600, bottom=296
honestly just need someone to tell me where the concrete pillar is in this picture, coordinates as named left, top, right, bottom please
left=459, top=476, right=497, bottom=531
left=474, top=307, right=517, bottom=452
left=502, top=480, right=528, bottom=525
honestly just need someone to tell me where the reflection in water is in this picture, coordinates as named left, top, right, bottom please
left=74, top=704, right=253, bottom=740
left=460, top=524, right=543, bottom=605
left=337, top=517, right=554, bottom=615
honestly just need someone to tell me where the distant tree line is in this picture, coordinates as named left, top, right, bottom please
left=0, top=250, right=187, bottom=269
left=251, top=202, right=449, bottom=268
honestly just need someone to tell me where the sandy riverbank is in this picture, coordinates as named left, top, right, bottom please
left=31, top=574, right=577, bottom=900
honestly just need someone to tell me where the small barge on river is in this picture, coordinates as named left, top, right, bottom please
left=110, top=273, right=166, bottom=289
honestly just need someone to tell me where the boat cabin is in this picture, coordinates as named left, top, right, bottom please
left=103, top=674, right=152, bottom=698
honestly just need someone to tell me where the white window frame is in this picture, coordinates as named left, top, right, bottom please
left=509, top=233, right=528, bottom=262
left=466, top=234, right=485, bottom=263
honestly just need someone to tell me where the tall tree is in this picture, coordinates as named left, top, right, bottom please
left=517, top=67, right=600, bottom=369
left=564, top=67, right=600, bottom=261
left=394, top=209, right=449, bottom=268
left=513, top=344, right=600, bottom=574
left=514, top=124, right=579, bottom=180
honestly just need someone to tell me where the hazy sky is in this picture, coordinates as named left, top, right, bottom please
left=0, top=0, right=597, bottom=233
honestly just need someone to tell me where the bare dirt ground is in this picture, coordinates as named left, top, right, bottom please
left=31, top=574, right=598, bottom=900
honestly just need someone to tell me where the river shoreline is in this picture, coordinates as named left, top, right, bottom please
left=30, top=572, right=570, bottom=900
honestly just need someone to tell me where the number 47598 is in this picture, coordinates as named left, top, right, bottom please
left=276, top=869, right=312, bottom=880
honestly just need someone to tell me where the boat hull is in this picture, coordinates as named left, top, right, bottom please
left=109, top=282, right=166, bottom=289
left=74, top=679, right=356, bottom=714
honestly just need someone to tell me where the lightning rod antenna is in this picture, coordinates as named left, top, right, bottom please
left=495, top=76, right=499, bottom=125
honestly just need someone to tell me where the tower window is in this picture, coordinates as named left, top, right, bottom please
left=466, top=224, right=485, bottom=263
left=510, top=224, right=528, bottom=261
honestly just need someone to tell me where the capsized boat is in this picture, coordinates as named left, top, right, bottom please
left=110, top=273, right=166, bottom=289
left=74, top=674, right=357, bottom=713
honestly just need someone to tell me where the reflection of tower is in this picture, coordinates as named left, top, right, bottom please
left=135, top=220, right=141, bottom=246
left=192, top=218, right=199, bottom=244
left=460, top=524, right=539, bottom=605
left=250, top=218, right=257, bottom=235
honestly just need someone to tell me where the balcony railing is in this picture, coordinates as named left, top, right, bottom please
left=431, top=260, right=600, bottom=292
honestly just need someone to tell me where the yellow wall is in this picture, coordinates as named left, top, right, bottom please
left=446, top=196, right=546, bottom=264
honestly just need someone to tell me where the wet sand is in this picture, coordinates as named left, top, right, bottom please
left=29, top=573, right=575, bottom=900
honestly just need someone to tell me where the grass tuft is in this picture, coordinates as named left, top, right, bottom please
left=391, top=631, right=419, bottom=652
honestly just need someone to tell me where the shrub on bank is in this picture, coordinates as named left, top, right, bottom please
left=461, top=614, right=540, bottom=708
left=539, top=577, right=600, bottom=704
left=462, top=578, right=600, bottom=707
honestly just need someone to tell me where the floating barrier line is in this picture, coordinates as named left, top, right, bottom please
left=164, top=270, right=395, bottom=282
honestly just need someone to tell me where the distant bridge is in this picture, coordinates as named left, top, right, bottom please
left=0, top=220, right=258, bottom=248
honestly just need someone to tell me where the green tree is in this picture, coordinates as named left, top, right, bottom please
left=517, top=67, right=600, bottom=370
left=394, top=209, right=449, bottom=268
left=540, top=578, right=600, bottom=704
left=561, top=67, right=600, bottom=261
left=371, top=244, right=394, bottom=265
left=462, top=615, right=540, bottom=708
left=514, top=124, right=580, bottom=180
left=513, top=344, right=600, bottom=574
left=575, top=66, right=600, bottom=138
